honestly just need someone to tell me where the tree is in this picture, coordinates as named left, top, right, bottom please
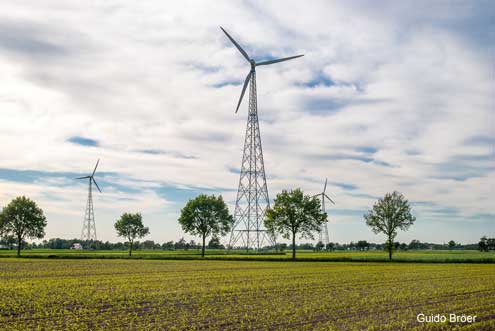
left=357, top=240, right=369, bottom=251
left=141, top=240, right=156, bottom=250
left=174, top=237, right=187, bottom=250
left=114, top=213, right=149, bottom=256
left=364, top=191, right=415, bottom=261
left=448, top=240, right=456, bottom=250
left=409, top=239, right=421, bottom=250
left=162, top=241, right=174, bottom=250
left=189, top=240, right=198, bottom=250
left=265, top=189, right=326, bottom=260
left=326, top=242, right=335, bottom=251
left=178, top=194, right=233, bottom=257
left=207, top=236, right=225, bottom=249
left=0, top=196, right=47, bottom=257
left=315, top=241, right=325, bottom=251
left=296, top=242, right=315, bottom=250
left=488, top=238, right=495, bottom=251
left=479, top=236, right=488, bottom=252
left=394, top=242, right=401, bottom=250
left=278, top=243, right=288, bottom=251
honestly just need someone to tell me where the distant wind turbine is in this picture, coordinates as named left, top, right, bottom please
left=313, top=178, right=335, bottom=247
left=75, top=159, right=102, bottom=241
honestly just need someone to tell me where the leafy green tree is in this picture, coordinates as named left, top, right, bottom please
left=408, top=239, right=421, bottom=250
left=141, top=240, right=156, bottom=250
left=357, top=240, right=369, bottom=251
left=296, top=242, right=315, bottom=250
left=265, top=189, right=326, bottom=260
left=364, top=191, right=415, bottom=261
left=174, top=237, right=187, bottom=250
left=393, top=241, right=401, bottom=250
left=278, top=243, right=288, bottom=251
left=488, top=238, right=495, bottom=251
left=188, top=240, right=199, bottom=250
left=178, top=194, right=233, bottom=257
left=207, top=236, right=224, bottom=249
left=0, top=196, right=47, bottom=257
left=315, top=241, right=324, bottom=251
left=326, top=242, right=334, bottom=251
left=448, top=240, right=456, bottom=250
left=161, top=241, right=174, bottom=250
left=114, top=213, right=149, bottom=256
left=478, top=236, right=488, bottom=252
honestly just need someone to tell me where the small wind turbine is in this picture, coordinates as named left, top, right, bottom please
left=76, top=159, right=102, bottom=241
left=313, top=178, right=335, bottom=247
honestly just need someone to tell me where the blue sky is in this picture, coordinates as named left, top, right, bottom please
left=0, top=0, right=493, bottom=244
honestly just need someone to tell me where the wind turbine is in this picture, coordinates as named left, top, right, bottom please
left=313, top=178, right=335, bottom=247
left=76, top=159, right=102, bottom=241
left=220, top=27, right=303, bottom=250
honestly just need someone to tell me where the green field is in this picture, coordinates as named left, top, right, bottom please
left=1, top=249, right=494, bottom=263
left=1, top=258, right=494, bottom=330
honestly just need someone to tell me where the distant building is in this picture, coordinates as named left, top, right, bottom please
left=71, top=243, right=83, bottom=250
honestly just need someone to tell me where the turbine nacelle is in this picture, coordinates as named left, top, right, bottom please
left=220, top=26, right=303, bottom=113
left=75, top=159, right=102, bottom=193
left=313, top=178, right=335, bottom=207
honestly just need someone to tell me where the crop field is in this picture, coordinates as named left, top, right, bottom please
left=1, top=259, right=494, bottom=330
left=1, top=249, right=494, bottom=263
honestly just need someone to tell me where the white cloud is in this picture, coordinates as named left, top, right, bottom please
left=0, top=0, right=493, bottom=244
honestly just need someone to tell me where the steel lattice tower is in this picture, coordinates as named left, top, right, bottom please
left=76, top=159, right=102, bottom=241
left=313, top=178, right=335, bottom=247
left=318, top=196, right=330, bottom=246
left=220, top=27, right=303, bottom=250
left=81, top=180, right=97, bottom=241
left=229, top=70, right=275, bottom=249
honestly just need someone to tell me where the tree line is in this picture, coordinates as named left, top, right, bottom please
left=5, top=237, right=225, bottom=251
left=5, top=237, right=488, bottom=253
left=1, top=193, right=493, bottom=259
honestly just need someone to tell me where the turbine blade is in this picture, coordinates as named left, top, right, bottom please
left=324, top=193, right=335, bottom=204
left=323, top=178, right=328, bottom=193
left=92, top=178, right=102, bottom=193
left=92, top=159, right=100, bottom=176
left=75, top=176, right=90, bottom=180
left=220, top=27, right=250, bottom=63
left=236, top=71, right=251, bottom=113
left=256, top=54, right=304, bottom=66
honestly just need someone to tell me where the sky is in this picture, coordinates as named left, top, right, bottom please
left=0, top=0, right=494, bottom=245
